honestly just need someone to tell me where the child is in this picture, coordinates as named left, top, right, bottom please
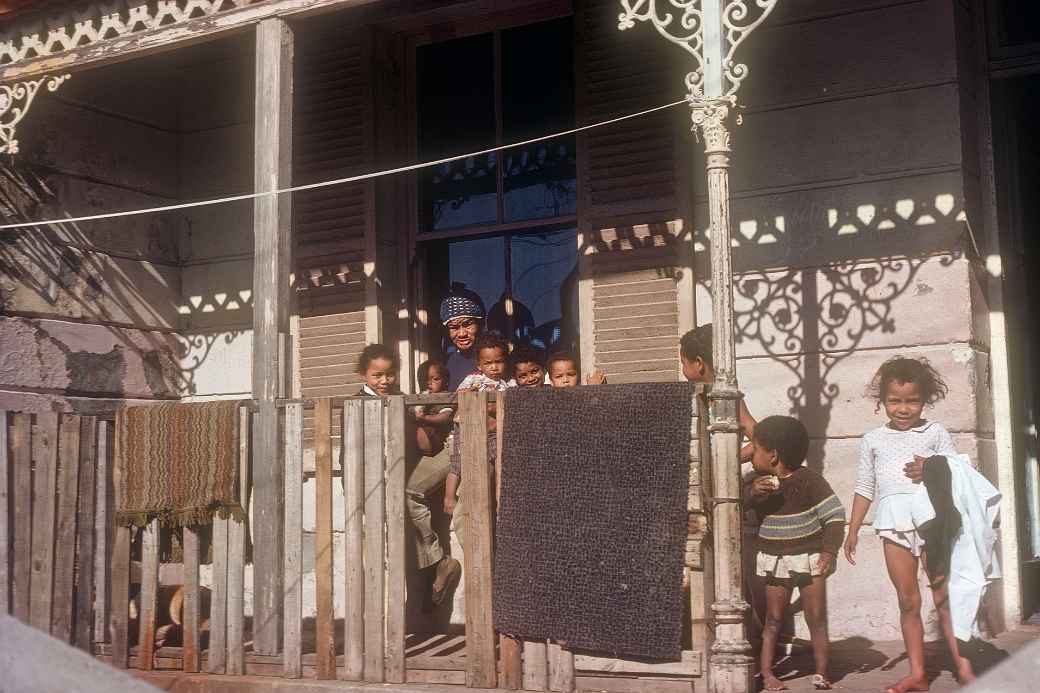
left=750, top=415, right=845, bottom=691
left=546, top=350, right=605, bottom=388
left=413, top=359, right=454, bottom=449
left=355, top=346, right=461, bottom=604
left=510, top=344, right=547, bottom=388
left=844, top=356, right=973, bottom=692
left=456, top=332, right=512, bottom=392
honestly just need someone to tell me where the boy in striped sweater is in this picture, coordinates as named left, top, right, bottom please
left=749, top=415, right=846, bottom=691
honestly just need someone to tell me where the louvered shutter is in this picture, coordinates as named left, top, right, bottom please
left=576, top=0, right=691, bottom=383
left=294, top=25, right=374, bottom=441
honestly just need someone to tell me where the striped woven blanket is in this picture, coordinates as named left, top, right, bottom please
left=115, top=400, right=245, bottom=528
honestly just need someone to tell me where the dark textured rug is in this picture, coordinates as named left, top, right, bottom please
left=493, top=383, right=693, bottom=660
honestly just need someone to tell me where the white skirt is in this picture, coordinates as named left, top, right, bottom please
left=877, top=528, right=925, bottom=556
left=756, top=552, right=825, bottom=580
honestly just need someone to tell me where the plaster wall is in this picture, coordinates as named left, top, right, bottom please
left=689, top=0, right=989, bottom=640
left=0, top=58, right=184, bottom=414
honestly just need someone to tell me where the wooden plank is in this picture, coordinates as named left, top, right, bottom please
left=0, top=412, right=8, bottom=616
left=342, top=399, right=365, bottom=681
left=10, top=413, right=31, bottom=623
left=29, top=412, right=59, bottom=633
left=226, top=407, right=250, bottom=675
left=362, top=398, right=385, bottom=683
left=138, top=519, right=160, bottom=671
left=554, top=645, right=575, bottom=693
left=74, top=417, right=98, bottom=651
left=574, top=676, right=695, bottom=693
left=314, top=398, right=336, bottom=680
left=459, top=390, right=496, bottom=688
left=385, top=396, right=407, bottom=684
left=94, top=420, right=112, bottom=645
left=251, top=16, right=295, bottom=655
left=283, top=402, right=304, bottom=678
left=548, top=642, right=561, bottom=691
left=208, top=515, right=229, bottom=674
left=501, top=636, right=522, bottom=690
left=182, top=526, right=201, bottom=673
left=407, top=669, right=467, bottom=686
left=110, top=526, right=132, bottom=669
left=52, top=415, right=82, bottom=643
left=574, top=650, right=701, bottom=677
left=523, top=640, right=549, bottom=691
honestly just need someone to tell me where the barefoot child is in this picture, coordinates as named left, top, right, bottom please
left=844, top=357, right=975, bottom=692
left=750, top=415, right=844, bottom=691
left=355, top=345, right=461, bottom=604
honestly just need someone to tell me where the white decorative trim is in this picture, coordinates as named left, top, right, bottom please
left=0, top=74, right=70, bottom=155
left=618, top=0, right=778, bottom=99
left=0, top=1, right=263, bottom=68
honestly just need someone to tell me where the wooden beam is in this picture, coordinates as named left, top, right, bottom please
left=384, top=395, right=407, bottom=684
left=0, top=412, right=8, bottom=617
left=283, top=402, right=304, bottom=678
left=226, top=407, right=250, bottom=675
left=0, top=0, right=380, bottom=83
left=10, top=413, right=31, bottom=623
left=314, top=398, right=336, bottom=680
left=29, top=413, right=59, bottom=634
left=52, top=415, right=81, bottom=643
left=362, top=398, right=385, bottom=683
left=251, top=15, right=294, bottom=656
left=110, top=526, right=131, bottom=670
left=342, top=400, right=365, bottom=681
left=138, top=519, right=161, bottom=671
left=181, top=526, right=201, bottom=673
left=459, top=390, right=496, bottom=689
left=523, top=640, right=548, bottom=691
left=73, top=417, right=98, bottom=652
left=93, top=420, right=112, bottom=646
left=208, top=515, right=229, bottom=674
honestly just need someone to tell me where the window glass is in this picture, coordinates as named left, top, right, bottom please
left=509, top=228, right=578, bottom=351
left=999, top=0, right=1040, bottom=47
left=417, top=34, right=497, bottom=232
left=502, top=18, right=576, bottom=222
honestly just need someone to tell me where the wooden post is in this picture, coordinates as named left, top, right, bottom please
left=110, top=526, right=131, bottom=669
left=74, top=416, right=98, bottom=652
left=315, top=398, right=336, bottom=680
left=251, top=15, right=294, bottom=655
left=0, top=412, right=8, bottom=617
left=362, top=398, right=385, bottom=683
left=686, top=400, right=712, bottom=651
left=94, top=420, right=111, bottom=646
left=52, top=415, right=81, bottom=643
left=459, top=390, right=496, bottom=689
left=138, top=519, right=160, bottom=671
left=10, top=413, right=31, bottom=623
left=283, top=402, right=304, bottom=678
left=29, top=413, right=59, bottom=633
left=385, top=396, right=407, bottom=684
left=182, top=526, right=201, bottom=673
left=692, top=97, right=752, bottom=693
left=227, top=408, right=250, bottom=675
left=343, top=400, right=365, bottom=681
left=209, top=515, right=229, bottom=674
left=496, top=392, right=522, bottom=690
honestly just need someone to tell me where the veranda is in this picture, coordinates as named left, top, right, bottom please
left=0, top=385, right=718, bottom=692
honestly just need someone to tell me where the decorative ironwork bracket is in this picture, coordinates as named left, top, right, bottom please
left=618, top=0, right=778, bottom=100
left=1, top=74, right=70, bottom=155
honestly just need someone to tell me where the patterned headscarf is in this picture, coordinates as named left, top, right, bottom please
left=440, top=286, right=486, bottom=325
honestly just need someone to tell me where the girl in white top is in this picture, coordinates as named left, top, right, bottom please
left=844, top=357, right=975, bottom=693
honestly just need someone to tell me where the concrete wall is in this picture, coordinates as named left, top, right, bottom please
left=0, top=57, right=184, bottom=415
left=691, top=0, right=990, bottom=640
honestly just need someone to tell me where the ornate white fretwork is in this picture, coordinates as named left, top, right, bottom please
left=0, top=74, right=69, bottom=155
left=618, top=0, right=778, bottom=99
left=0, top=1, right=264, bottom=68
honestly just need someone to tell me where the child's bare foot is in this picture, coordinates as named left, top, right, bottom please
left=884, top=674, right=929, bottom=693
left=762, top=673, right=787, bottom=691
left=955, top=663, right=976, bottom=686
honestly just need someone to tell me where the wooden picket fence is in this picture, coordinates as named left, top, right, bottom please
left=0, top=412, right=110, bottom=650
left=2, top=386, right=713, bottom=692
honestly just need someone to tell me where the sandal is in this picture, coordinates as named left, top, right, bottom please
left=812, top=674, right=833, bottom=690
left=431, top=557, right=461, bottom=605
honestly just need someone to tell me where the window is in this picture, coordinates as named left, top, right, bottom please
left=417, top=17, right=578, bottom=355
left=417, top=18, right=576, bottom=234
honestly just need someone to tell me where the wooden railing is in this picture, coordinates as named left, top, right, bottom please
left=2, top=386, right=713, bottom=692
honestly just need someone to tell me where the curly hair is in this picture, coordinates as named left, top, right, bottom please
left=416, top=358, right=447, bottom=391
left=680, top=324, right=713, bottom=366
left=510, top=344, right=546, bottom=369
left=753, top=415, right=810, bottom=470
left=472, top=331, right=509, bottom=357
left=868, top=356, right=949, bottom=409
left=356, top=343, right=399, bottom=375
left=546, top=350, right=579, bottom=371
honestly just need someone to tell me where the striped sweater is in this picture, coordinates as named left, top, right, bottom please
left=753, top=468, right=847, bottom=557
